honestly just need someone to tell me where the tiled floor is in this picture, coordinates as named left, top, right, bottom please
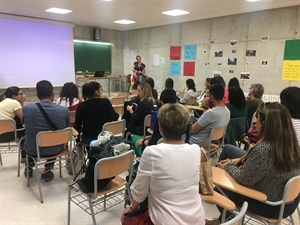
left=0, top=147, right=299, bottom=225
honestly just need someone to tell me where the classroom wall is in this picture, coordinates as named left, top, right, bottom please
left=122, top=6, right=300, bottom=95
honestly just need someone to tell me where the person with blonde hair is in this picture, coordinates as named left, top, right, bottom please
left=125, top=82, right=154, bottom=135
left=122, top=103, right=205, bottom=225
left=217, top=102, right=300, bottom=219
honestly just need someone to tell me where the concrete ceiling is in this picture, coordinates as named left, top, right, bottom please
left=1, top=0, right=300, bottom=31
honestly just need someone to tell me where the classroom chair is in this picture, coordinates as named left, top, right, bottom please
left=221, top=201, right=248, bottom=225
left=102, top=119, right=126, bottom=137
left=203, top=125, right=227, bottom=156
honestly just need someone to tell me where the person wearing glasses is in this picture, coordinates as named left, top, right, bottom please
left=0, top=86, right=26, bottom=161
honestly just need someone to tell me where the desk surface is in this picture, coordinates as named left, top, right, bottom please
left=185, top=105, right=205, bottom=111
left=212, top=166, right=267, bottom=202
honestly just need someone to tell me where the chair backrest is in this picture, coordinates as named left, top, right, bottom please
left=186, top=96, right=197, bottom=105
left=113, top=105, right=124, bottom=116
left=70, top=111, right=76, bottom=124
left=283, top=174, right=300, bottom=204
left=102, top=119, right=126, bottom=136
left=111, top=96, right=125, bottom=106
left=36, top=127, right=73, bottom=159
left=0, top=118, right=16, bottom=134
left=131, top=90, right=138, bottom=95
left=206, top=125, right=227, bottom=155
left=221, top=202, right=248, bottom=225
left=224, top=117, right=248, bottom=146
left=117, top=93, right=128, bottom=98
left=143, top=115, right=151, bottom=138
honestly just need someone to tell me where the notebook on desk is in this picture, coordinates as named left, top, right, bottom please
left=94, top=71, right=105, bottom=77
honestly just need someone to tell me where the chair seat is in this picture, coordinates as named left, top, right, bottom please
left=201, top=191, right=236, bottom=211
left=90, top=176, right=126, bottom=196
left=40, top=148, right=69, bottom=161
left=258, top=216, right=278, bottom=223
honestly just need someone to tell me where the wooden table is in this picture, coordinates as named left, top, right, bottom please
left=212, top=166, right=267, bottom=202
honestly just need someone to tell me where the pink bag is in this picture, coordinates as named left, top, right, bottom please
left=123, top=210, right=152, bottom=225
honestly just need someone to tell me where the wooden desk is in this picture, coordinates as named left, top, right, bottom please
left=147, top=128, right=153, bottom=135
left=75, top=75, right=123, bottom=97
left=72, top=127, right=78, bottom=136
left=185, top=105, right=205, bottom=111
left=212, top=166, right=267, bottom=202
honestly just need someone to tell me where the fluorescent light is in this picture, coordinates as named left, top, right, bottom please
left=73, top=39, right=112, bottom=45
left=102, top=0, right=114, bottom=1
left=114, top=20, right=136, bottom=25
left=246, top=0, right=261, bottom=2
left=45, top=8, right=72, bottom=14
left=162, top=9, right=190, bottom=16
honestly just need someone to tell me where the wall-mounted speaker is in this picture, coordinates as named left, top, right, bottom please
left=93, top=27, right=101, bottom=40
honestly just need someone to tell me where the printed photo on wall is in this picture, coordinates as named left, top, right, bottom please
left=228, top=58, right=237, bottom=65
left=214, top=50, right=223, bottom=57
left=210, top=40, right=215, bottom=44
left=205, top=62, right=210, bottom=66
left=246, top=50, right=256, bottom=57
left=217, top=62, right=222, bottom=66
left=229, top=70, right=234, bottom=74
left=261, top=36, right=270, bottom=41
left=230, top=40, right=238, bottom=46
left=213, top=71, right=222, bottom=77
left=232, top=49, right=236, bottom=53
left=240, top=72, right=250, bottom=79
left=261, top=60, right=268, bottom=66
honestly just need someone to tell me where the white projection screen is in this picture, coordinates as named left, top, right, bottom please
left=0, top=15, right=75, bottom=88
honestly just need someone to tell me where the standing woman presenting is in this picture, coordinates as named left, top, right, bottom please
left=132, top=55, right=146, bottom=83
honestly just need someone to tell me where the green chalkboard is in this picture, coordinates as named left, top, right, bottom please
left=284, top=39, right=300, bottom=60
left=74, top=42, right=111, bottom=73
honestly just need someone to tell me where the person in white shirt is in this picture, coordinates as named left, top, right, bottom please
left=121, top=103, right=205, bottom=225
left=179, top=78, right=197, bottom=104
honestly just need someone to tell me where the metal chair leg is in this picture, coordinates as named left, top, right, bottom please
left=0, top=153, right=2, bottom=165
left=35, top=164, right=44, bottom=203
left=67, top=186, right=72, bottom=225
left=88, top=197, right=97, bottom=225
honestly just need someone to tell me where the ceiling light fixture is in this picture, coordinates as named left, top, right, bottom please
left=114, top=20, right=136, bottom=25
left=162, top=9, right=190, bottom=16
left=45, top=7, right=72, bottom=14
left=246, top=0, right=261, bottom=2
left=73, top=39, right=112, bottom=46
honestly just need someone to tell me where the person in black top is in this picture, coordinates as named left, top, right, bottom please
left=125, top=82, right=154, bottom=136
left=135, top=89, right=190, bottom=148
left=132, top=55, right=146, bottom=83
left=74, top=82, right=119, bottom=145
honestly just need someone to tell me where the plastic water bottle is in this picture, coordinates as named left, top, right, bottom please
left=150, top=105, right=158, bottom=131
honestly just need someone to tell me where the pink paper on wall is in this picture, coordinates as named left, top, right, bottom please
left=170, top=46, right=181, bottom=60
left=183, top=62, right=195, bottom=76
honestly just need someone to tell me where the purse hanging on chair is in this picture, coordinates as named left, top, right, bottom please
left=199, top=147, right=214, bottom=195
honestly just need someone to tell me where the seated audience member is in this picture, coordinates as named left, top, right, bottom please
left=217, top=102, right=300, bottom=219
left=56, top=82, right=82, bottom=111
left=164, top=77, right=174, bottom=90
left=228, top=77, right=240, bottom=88
left=179, top=78, right=197, bottom=104
left=121, top=103, right=205, bottom=225
left=189, top=84, right=230, bottom=147
left=125, top=82, right=154, bottom=136
left=198, top=77, right=211, bottom=102
left=246, top=83, right=264, bottom=126
left=134, top=89, right=190, bottom=150
left=23, top=80, right=70, bottom=180
left=74, top=82, right=118, bottom=145
left=226, top=86, right=247, bottom=118
left=280, top=86, right=300, bottom=143
left=144, top=77, right=158, bottom=100
left=0, top=86, right=26, bottom=161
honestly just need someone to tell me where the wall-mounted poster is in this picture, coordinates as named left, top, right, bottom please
left=246, top=50, right=256, bottom=57
left=170, top=61, right=181, bottom=76
left=183, top=62, right=195, bottom=76
left=215, top=50, right=223, bottom=57
left=228, top=58, right=237, bottom=65
left=170, top=46, right=181, bottom=60
left=240, top=72, right=250, bottom=79
left=184, top=44, right=197, bottom=60
left=282, top=39, right=300, bottom=81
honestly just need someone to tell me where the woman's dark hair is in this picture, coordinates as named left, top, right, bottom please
left=144, top=77, right=155, bottom=89
left=210, top=76, right=222, bottom=86
left=280, top=86, right=300, bottom=119
left=228, top=86, right=246, bottom=109
left=85, top=81, right=101, bottom=99
left=0, top=86, right=20, bottom=101
left=59, top=82, right=79, bottom=107
left=186, top=78, right=196, bottom=92
left=136, top=55, right=141, bottom=60
left=165, top=78, right=174, bottom=89
left=228, top=77, right=240, bottom=88
left=82, top=83, right=89, bottom=101
left=36, top=80, right=53, bottom=100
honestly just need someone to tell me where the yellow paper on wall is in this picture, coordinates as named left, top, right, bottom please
left=282, top=60, right=300, bottom=81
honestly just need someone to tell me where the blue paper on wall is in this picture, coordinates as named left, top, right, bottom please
left=184, top=44, right=197, bottom=60
left=170, top=61, right=181, bottom=76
